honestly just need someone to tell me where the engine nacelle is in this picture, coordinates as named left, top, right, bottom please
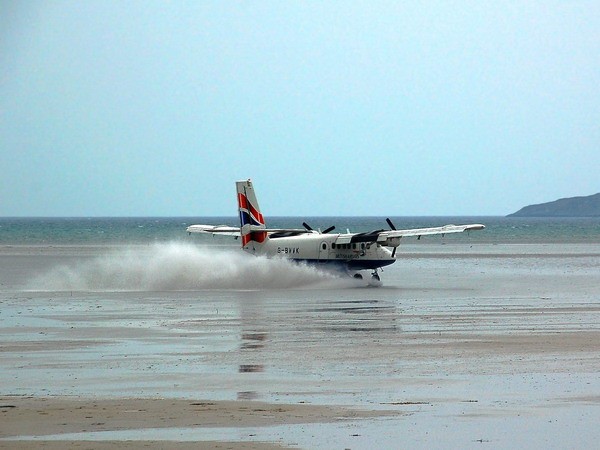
left=381, top=237, right=401, bottom=248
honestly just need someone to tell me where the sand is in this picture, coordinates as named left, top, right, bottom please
left=0, top=396, right=396, bottom=449
left=1, top=243, right=599, bottom=449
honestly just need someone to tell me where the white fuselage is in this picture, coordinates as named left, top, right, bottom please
left=242, top=232, right=395, bottom=271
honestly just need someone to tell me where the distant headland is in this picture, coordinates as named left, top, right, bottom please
left=507, top=193, right=600, bottom=217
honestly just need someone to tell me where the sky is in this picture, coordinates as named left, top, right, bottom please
left=1, top=1, right=599, bottom=217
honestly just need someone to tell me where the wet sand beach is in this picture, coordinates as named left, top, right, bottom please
left=1, top=243, right=599, bottom=448
left=0, top=396, right=394, bottom=449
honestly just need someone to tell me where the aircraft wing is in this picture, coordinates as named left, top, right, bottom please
left=187, top=224, right=241, bottom=236
left=186, top=224, right=311, bottom=237
left=379, top=223, right=485, bottom=240
left=189, top=222, right=485, bottom=243
left=335, top=223, right=485, bottom=245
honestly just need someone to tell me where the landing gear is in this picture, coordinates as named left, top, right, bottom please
left=368, top=269, right=383, bottom=287
left=347, top=269, right=382, bottom=287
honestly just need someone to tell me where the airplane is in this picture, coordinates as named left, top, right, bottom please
left=187, top=179, right=485, bottom=286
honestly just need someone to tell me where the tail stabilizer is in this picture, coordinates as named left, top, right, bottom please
left=236, top=179, right=267, bottom=248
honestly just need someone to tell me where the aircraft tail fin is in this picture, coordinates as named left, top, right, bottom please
left=236, top=179, right=267, bottom=248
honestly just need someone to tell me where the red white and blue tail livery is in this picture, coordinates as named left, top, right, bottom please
left=237, top=180, right=267, bottom=247
left=187, top=179, right=485, bottom=286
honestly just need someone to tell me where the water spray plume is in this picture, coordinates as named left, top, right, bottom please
left=29, top=242, right=346, bottom=291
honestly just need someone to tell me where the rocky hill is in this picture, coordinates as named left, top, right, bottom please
left=508, top=193, right=600, bottom=217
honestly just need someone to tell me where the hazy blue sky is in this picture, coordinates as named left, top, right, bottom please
left=2, top=1, right=599, bottom=216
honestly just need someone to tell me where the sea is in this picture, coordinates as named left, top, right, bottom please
left=1, top=216, right=600, bottom=245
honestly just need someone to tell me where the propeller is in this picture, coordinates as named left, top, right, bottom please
left=303, top=222, right=335, bottom=234
left=386, top=218, right=398, bottom=257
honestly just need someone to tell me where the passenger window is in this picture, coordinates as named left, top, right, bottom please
left=332, top=243, right=336, bottom=249
left=322, top=243, right=327, bottom=250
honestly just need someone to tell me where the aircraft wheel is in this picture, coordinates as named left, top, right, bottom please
left=368, top=270, right=382, bottom=287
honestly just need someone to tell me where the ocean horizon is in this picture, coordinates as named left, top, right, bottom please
left=1, top=216, right=599, bottom=245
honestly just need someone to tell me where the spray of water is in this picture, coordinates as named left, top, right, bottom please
left=29, top=242, right=350, bottom=291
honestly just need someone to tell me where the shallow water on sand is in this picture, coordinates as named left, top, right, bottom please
left=1, top=242, right=599, bottom=448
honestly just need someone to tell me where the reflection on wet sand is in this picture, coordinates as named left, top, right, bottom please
left=238, top=364, right=264, bottom=373
left=237, top=298, right=268, bottom=400
left=240, top=332, right=268, bottom=350
left=236, top=390, right=260, bottom=400
left=239, top=331, right=266, bottom=375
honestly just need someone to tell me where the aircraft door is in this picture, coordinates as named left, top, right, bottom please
left=318, top=241, right=329, bottom=260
